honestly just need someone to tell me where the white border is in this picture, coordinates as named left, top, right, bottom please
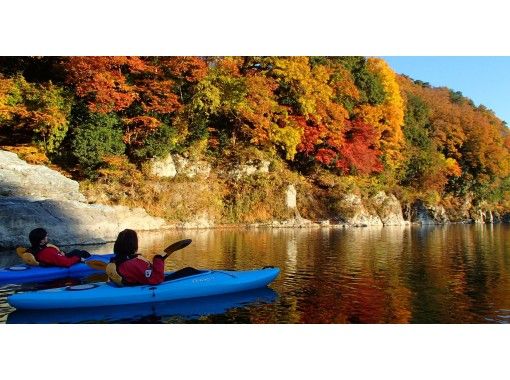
left=1, top=324, right=508, bottom=379
left=2, top=1, right=509, bottom=379
left=2, top=1, right=509, bottom=55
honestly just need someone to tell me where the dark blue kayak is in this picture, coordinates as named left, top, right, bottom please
left=8, top=267, right=280, bottom=310
left=0, top=254, right=114, bottom=285
left=7, top=287, right=277, bottom=323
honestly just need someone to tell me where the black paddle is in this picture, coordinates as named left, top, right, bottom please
left=162, top=239, right=192, bottom=259
left=85, top=239, right=193, bottom=271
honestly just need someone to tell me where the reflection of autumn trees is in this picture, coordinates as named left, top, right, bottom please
left=262, top=227, right=413, bottom=323
left=134, top=226, right=510, bottom=323
left=327, top=228, right=412, bottom=323
left=124, top=225, right=510, bottom=323
left=401, top=225, right=510, bottom=323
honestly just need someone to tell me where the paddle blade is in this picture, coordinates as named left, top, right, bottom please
left=163, top=239, right=192, bottom=259
left=85, top=260, right=108, bottom=271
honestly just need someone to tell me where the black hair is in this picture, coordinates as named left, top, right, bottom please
left=29, top=228, right=48, bottom=249
left=113, top=229, right=138, bottom=263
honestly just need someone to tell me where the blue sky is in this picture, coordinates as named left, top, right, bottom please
left=383, top=57, right=510, bottom=124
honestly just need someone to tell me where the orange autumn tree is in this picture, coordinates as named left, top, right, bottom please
left=457, top=103, right=510, bottom=197
left=62, top=56, right=143, bottom=113
left=185, top=57, right=303, bottom=159
left=398, top=75, right=510, bottom=199
left=354, top=59, right=404, bottom=167
left=62, top=57, right=207, bottom=159
left=0, top=74, right=71, bottom=153
left=354, top=58, right=405, bottom=169
left=397, top=87, right=462, bottom=197
left=255, top=56, right=383, bottom=174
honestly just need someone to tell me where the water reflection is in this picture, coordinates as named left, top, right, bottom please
left=1, top=224, right=510, bottom=323
left=7, top=288, right=277, bottom=324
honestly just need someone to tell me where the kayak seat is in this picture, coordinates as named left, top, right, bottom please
left=16, top=247, right=39, bottom=266
left=165, top=267, right=204, bottom=281
left=106, top=263, right=124, bottom=286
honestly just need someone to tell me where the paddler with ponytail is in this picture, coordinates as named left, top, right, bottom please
left=107, top=229, right=165, bottom=286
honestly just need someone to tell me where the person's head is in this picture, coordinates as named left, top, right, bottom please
left=113, top=229, right=138, bottom=259
left=29, top=228, right=48, bottom=248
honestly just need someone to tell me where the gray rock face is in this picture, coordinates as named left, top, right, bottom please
left=448, top=196, right=474, bottom=222
left=0, top=150, right=85, bottom=202
left=228, top=160, right=271, bottom=179
left=0, top=149, right=169, bottom=249
left=174, top=155, right=211, bottom=178
left=270, top=217, right=318, bottom=228
left=150, top=155, right=177, bottom=178
left=286, top=185, right=297, bottom=209
left=371, top=191, right=407, bottom=226
left=335, top=194, right=383, bottom=226
left=178, top=213, right=215, bottom=229
left=470, top=208, right=500, bottom=224
left=0, top=197, right=167, bottom=249
left=150, top=154, right=212, bottom=179
left=411, top=200, right=450, bottom=224
left=470, top=209, right=484, bottom=223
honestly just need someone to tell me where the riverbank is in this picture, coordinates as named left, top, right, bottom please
left=1, top=148, right=509, bottom=249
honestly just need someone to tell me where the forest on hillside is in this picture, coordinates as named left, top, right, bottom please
left=1, top=56, right=510, bottom=219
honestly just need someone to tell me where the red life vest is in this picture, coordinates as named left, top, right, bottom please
left=116, top=255, right=165, bottom=285
left=33, top=245, right=81, bottom=268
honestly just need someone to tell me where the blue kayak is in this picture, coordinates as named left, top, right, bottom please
left=7, top=287, right=277, bottom=323
left=7, top=267, right=280, bottom=310
left=0, top=254, right=114, bottom=285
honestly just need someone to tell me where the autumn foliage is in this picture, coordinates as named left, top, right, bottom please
left=1, top=56, right=510, bottom=207
left=398, top=74, right=510, bottom=198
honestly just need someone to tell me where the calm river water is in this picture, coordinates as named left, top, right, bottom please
left=2, top=224, right=510, bottom=323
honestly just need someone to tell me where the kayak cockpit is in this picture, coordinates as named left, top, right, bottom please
left=164, top=267, right=205, bottom=281
left=103, top=267, right=209, bottom=288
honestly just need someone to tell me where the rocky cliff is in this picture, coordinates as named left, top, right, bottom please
left=0, top=150, right=168, bottom=249
left=1, top=148, right=506, bottom=250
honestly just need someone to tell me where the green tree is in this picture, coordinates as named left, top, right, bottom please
left=71, top=112, right=125, bottom=176
left=338, top=57, right=386, bottom=105
left=129, top=123, right=177, bottom=160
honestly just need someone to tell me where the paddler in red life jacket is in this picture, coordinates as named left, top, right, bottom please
left=27, top=228, right=91, bottom=267
left=107, top=229, right=165, bottom=286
